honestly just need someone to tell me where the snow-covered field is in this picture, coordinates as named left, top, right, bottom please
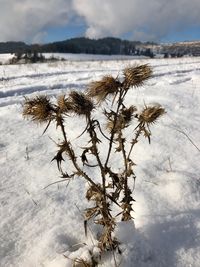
left=0, top=55, right=200, bottom=267
left=0, top=53, right=145, bottom=65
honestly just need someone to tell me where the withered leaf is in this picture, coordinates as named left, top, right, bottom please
left=52, top=150, right=64, bottom=172
left=81, top=148, right=89, bottom=165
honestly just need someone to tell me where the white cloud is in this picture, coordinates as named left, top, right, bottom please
left=73, top=0, right=200, bottom=41
left=0, top=0, right=73, bottom=42
left=0, top=0, right=200, bottom=42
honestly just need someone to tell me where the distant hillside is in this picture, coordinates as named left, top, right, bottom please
left=0, top=42, right=28, bottom=54
left=41, top=37, right=146, bottom=55
left=162, top=41, right=200, bottom=57
left=1, top=37, right=200, bottom=57
left=0, top=37, right=156, bottom=56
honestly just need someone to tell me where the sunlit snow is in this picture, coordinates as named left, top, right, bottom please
left=0, top=54, right=200, bottom=267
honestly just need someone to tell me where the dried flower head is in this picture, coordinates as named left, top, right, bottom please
left=106, top=106, right=137, bottom=133
left=139, top=105, right=165, bottom=124
left=87, top=76, right=120, bottom=102
left=123, top=64, right=152, bottom=88
left=86, top=184, right=102, bottom=202
left=68, top=91, right=94, bottom=116
left=23, top=96, right=54, bottom=123
left=121, top=106, right=137, bottom=125
left=57, top=95, right=72, bottom=113
left=106, top=119, right=121, bottom=133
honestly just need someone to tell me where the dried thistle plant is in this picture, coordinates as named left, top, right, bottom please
left=23, top=64, right=165, bottom=265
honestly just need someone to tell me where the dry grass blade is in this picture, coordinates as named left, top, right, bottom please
left=87, top=76, right=120, bottom=102
left=123, top=64, right=152, bottom=88
left=23, top=96, right=55, bottom=123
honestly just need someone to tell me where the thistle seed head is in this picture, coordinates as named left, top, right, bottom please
left=86, top=184, right=102, bottom=201
left=68, top=91, right=94, bottom=116
left=121, top=106, right=137, bottom=125
left=139, top=105, right=165, bottom=124
left=57, top=95, right=72, bottom=113
left=106, top=120, right=119, bottom=133
left=106, top=106, right=136, bottom=133
left=123, top=64, right=152, bottom=88
left=87, top=76, right=120, bottom=102
left=23, top=96, right=54, bottom=123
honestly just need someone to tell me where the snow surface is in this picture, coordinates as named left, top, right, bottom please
left=0, top=55, right=200, bottom=267
left=0, top=53, right=145, bottom=65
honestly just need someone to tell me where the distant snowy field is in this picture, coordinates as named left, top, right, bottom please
left=0, top=53, right=145, bottom=64
left=0, top=54, right=200, bottom=267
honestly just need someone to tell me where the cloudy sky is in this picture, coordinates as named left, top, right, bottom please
left=0, top=0, right=200, bottom=43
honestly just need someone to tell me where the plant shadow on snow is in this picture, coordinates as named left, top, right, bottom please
left=144, top=208, right=200, bottom=266
left=1, top=58, right=199, bottom=267
left=98, top=209, right=199, bottom=267
left=55, top=234, right=81, bottom=253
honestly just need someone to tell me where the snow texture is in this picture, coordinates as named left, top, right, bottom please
left=0, top=54, right=200, bottom=267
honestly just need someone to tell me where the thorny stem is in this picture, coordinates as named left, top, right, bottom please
left=59, top=114, right=120, bottom=207
left=57, top=114, right=67, bottom=142
left=85, top=116, right=118, bottom=251
left=88, top=116, right=106, bottom=195
left=127, top=123, right=144, bottom=159
left=87, top=116, right=113, bottom=240
left=120, top=132, right=129, bottom=198
left=58, top=115, right=99, bottom=190
left=105, top=87, right=124, bottom=168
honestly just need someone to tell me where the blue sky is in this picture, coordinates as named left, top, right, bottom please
left=44, top=25, right=200, bottom=44
left=161, top=26, right=200, bottom=43
left=0, top=0, right=200, bottom=44
left=44, top=24, right=87, bottom=43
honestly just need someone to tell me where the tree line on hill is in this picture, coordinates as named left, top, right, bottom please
left=1, top=37, right=200, bottom=61
left=0, top=37, right=155, bottom=57
left=41, top=37, right=155, bottom=57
